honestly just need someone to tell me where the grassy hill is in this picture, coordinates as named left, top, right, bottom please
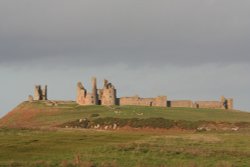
left=1, top=101, right=250, bottom=166
left=1, top=101, right=250, bottom=129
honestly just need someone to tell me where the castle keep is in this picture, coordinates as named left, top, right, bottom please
left=75, top=77, right=233, bottom=109
left=31, top=77, right=233, bottom=110
left=77, top=77, right=117, bottom=106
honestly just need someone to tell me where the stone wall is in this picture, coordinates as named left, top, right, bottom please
left=154, top=96, right=167, bottom=107
left=168, top=100, right=193, bottom=108
left=119, top=96, right=153, bottom=106
left=193, top=96, right=234, bottom=109
left=194, top=101, right=222, bottom=109
left=167, top=97, right=233, bottom=109
left=119, top=96, right=167, bottom=107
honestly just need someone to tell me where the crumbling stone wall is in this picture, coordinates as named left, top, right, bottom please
left=168, top=100, right=193, bottom=108
left=76, top=78, right=98, bottom=105
left=119, top=96, right=167, bottom=107
left=194, top=101, right=222, bottom=109
left=194, top=96, right=233, bottom=109
left=155, top=96, right=167, bottom=107
left=119, top=96, right=153, bottom=106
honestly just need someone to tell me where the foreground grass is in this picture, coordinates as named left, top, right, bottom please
left=1, top=102, right=250, bottom=166
left=0, top=128, right=250, bottom=167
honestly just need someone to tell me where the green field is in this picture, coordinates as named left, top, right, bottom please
left=0, top=101, right=250, bottom=167
left=0, top=128, right=250, bottom=167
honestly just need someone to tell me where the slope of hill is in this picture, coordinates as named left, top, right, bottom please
left=1, top=101, right=250, bottom=129
left=1, top=101, right=250, bottom=166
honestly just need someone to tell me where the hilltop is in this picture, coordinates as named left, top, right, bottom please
left=1, top=101, right=250, bottom=166
left=1, top=101, right=250, bottom=130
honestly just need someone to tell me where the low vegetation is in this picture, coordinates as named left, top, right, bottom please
left=0, top=128, right=250, bottom=167
left=1, top=101, right=250, bottom=129
left=60, top=117, right=250, bottom=132
left=0, top=101, right=250, bottom=166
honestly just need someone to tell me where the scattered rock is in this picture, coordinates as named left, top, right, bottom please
left=232, top=127, right=239, bottom=131
left=113, top=123, right=117, bottom=130
left=114, top=111, right=121, bottom=114
left=94, top=124, right=100, bottom=129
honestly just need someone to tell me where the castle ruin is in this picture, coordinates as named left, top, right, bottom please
left=33, top=85, right=48, bottom=101
left=30, top=77, right=233, bottom=110
left=77, top=77, right=117, bottom=106
left=76, top=77, right=233, bottom=110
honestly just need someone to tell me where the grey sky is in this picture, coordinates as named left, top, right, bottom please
left=0, top=0, right=250, bottom=116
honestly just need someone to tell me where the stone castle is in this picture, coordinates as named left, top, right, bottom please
left=31, top=77, right=234, bottom=110
left=75, top=77, right=233, bottom=109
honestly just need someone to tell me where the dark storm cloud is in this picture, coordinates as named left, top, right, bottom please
left=0, top=0, right=250, bottom=67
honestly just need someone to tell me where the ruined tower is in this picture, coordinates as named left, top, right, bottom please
left=34, top=85, right=48, bottom=101
left=76, top=77, right=117, bottom=106
left=76, top=82, right=87, bottom=104
left=76, top=78, right=99, bottom=105
left=34, top=85, right=41, bottom=100
left=92, top=77, right=98, bottom=105
left=100, top=79, right=117, bottom=106
left=220, top=96, right=234, bottom=110
left=42, top=85, right=48, bottom=100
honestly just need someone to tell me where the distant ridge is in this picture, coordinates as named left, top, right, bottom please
left=1, top=101, right=250, bottom=130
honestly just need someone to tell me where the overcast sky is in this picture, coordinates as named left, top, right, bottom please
left=1, top=0, right=250, bottom=116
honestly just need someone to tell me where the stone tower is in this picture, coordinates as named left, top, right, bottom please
left=34, top=85, right=41, bottom=100
left=100, top=79, right=117, bottom=106
left=220, top=96, right=234, bottom=109
left=34, top=85, right=47, bottom=101
left=42, top=85, right=48, bottom=100
left=92, top=77, right=98, bottom=105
